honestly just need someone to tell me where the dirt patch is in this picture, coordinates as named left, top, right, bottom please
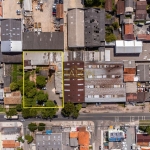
left=29, top=73, right=36, bottom=83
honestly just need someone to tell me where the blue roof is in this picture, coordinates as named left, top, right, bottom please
left=46, top=130, right=52, bottom=135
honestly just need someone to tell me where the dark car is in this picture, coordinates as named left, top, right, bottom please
left=52, top=8, right=56, bottom=15
left=54, top=100, right=57, bottom=105
left=53, top=115, right=58, bottom=118
left=59, top=0, right=63, bottom=4
left=54, top=0, right=59, bottom=4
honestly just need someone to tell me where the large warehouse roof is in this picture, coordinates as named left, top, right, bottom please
left=68, top=8, right=84, bottom=48
left=115, top=40, right=142, bottom=54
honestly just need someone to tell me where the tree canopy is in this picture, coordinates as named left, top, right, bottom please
left=10, top=82, right=19, bottom=91
left=36, top=75, right=46, bottom=88
left=35, top=91, right=48, bottom=104
left=16, top=104, right=22, bottom=112
left=22, top=109, right=31, bottom=118
left=38, top=123, right=46, bottom=131
left=28, top=123, right=37, bottom=132
left=6, top=109, right=17, bottom=118
left=25, top=134, right=33, bottom=144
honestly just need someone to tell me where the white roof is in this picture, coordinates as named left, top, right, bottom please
left=1, top=41, right=22, bottom=52
left=105, top=50, right=110, bottom=61
left=23, top=0, right=32, bottom=11
left=116, top=40, right=142, bottom=54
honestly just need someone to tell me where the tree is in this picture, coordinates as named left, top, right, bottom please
left=6, top=109, right=17, bottom=118
left=76, top=104, right=82, bottom=111
left=45, top=100, right=55, bottom=107
left=24, top=72, right=30, bottom=80
left=36, top=76, right=46, bottom=88
left=61, top=102, right=75, bottom=117
left=30, top=109, right=37, bottom=118
left=41, top=109, right=50, bottom=119
left=16, top=104, right=22, bottom=112
left=24, top=80, right=35, bottom=96
left=38, top=123, right=46, bottom=131
left=85, top=0, right=94, bottom=5
left=10, top=82, right=19, bottom=91
left=25, top=134, right=33, bottom=144
left=22, top=108, right=31, bottom=118
left=17, top=148, right=23, bottom=150
left=105, top=34, right=116, bottom=42
left=18, top=136, right=24, bottom=143
left=28, top=123, right=37, bottom=132
left=26, top=88, right=37, bottom=98
left=36, top=91, right=48, bottom=104
left=112, top=22, right=119, bottom=30
left=146, top=126, right=150, bottom=135
left=72, top=109, right=79, bottom=119
left=36, top=67, right=40, bottom=73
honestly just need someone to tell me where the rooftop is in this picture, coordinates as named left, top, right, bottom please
left=126, top=82, right=137, bottom=93
left=1, top=19, right=22, bottom=52
left=70, top=132, right=78, bottom=138
left=23, top=32, right=64, bottom=50
left=137, top=134, right=150, bottom=143
left=135, top=10, right=147, bottom=20
left=2, top=140, right=20, bottom=148
left=117, top=1, right=125, bottom=15
left=105, top=0, right=112, bottom=12
left=125, top=24, right=133, bottom=35
left=78, top=131, right=89, bottom=146
left=68, top=8, right=84, bottom=48
left=136, top=1, right=147, bottom=10
left=56, top=4, right=63, bottom=19
left=84, top=8, right=105, bottom=47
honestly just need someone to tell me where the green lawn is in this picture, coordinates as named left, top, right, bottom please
left=11, top=65, right=23, bottom=82
left=0, top=105, right=5, bottom=112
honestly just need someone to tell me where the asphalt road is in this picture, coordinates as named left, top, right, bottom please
left=0, top=113, right=150, bottom=124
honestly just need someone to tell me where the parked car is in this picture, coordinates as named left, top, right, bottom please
left=20, top=119, right=25, bottom=122
left=54, top=100, right=57, bottom=105
left=52, top=8, right=56, bottom=16
left=54, top=0, right=59, bottom=4
left=59, top=0, right=63, bottom=4
left=53, top=115, right=58, bottom=118
left=42, top=87, right=47, bottom=90
left=16, top=10, right=21, bottom=15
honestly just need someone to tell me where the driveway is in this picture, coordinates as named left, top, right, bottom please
left=45, top=75, right=62, bottom=107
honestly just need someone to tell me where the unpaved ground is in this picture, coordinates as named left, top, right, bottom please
left=80, top=103, right=150, bottom=113
left=29, top=73, right=36, bottom=83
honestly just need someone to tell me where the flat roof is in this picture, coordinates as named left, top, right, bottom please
left=56, top=4, right=63, bottom=19
left=23, top=32, right=64, bottom=50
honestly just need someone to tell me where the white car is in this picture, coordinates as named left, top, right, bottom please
left=42, top=87, right=47, bottom=90
left=20, top=119, right=25, bottom=122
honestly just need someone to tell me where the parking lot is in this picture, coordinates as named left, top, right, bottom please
left=3, top=0, right=22, bottom=18
left=32, top=0, right=54, bottom=32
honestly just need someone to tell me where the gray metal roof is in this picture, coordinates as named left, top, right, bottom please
left=1, top=19, right=22, bottom=41
left=36, top=133, right=62, bottom=150
left=4, top=76, right=11, bottom=87
left=137, top=64, right=150, bottom=81
left=1, top=127, right=21, bottom=134
left=125, top=0, right=133, bottom=8
left=68, top=8, right=85, bottom=48
left=69, top=138, right=78, bottom=147
left=23, top=32, right=64, bottom=50
left=84, top=8, right=105, bottom=47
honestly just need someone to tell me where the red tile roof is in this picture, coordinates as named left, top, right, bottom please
left=135, top=10, right=147, bottom=20
left=124, top=74, right=135, bottom=82
left=137, top=134, right=150, bottom=143
left=137, top=34, right=150, bottom=41
left=70, top=132, right=78, bottom=138
left=124, top=68, right=136, bottom=74
left=117, top=1, right=125, bottom=15
left=105, top=0, right=112, bottom=11
left=78, top=131, right=89, bottom=146
left=124, top=34, right=135, bottom=40
left=125, top=24, right=133, bottom=34
left=3, top=140, right=20, bottom=148
left=126, top=93, right=137, bottom=102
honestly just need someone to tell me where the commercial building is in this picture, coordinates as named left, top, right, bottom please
left=68, top=8, right=84, bottom=48
left=36, top=133, right=62, bottom=150
left=23, top=32, right=64, bottom=50
left=63, top=61, right=85, bottom=103
left=84, top=62, right=126, bottom=103
left=115, top=40, right=142, bottom=54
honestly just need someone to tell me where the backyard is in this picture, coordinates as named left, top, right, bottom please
left=11, top=64, right=23, bottom=83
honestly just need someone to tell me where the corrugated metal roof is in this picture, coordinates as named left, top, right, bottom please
left=135, top=10, right=147, bottom=20
left=105, top=0, right=112, bottom=12
left=136, top=1, right=147, bottom=10
left=23, top=0, right=32, bottom=11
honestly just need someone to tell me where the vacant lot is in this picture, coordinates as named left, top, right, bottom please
left=3, top=0, right=22, bottom=18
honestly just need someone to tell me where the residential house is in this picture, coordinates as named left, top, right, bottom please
left=2, top=140, right=20, bottom=149
left=4, top=91, right=21, bottom=108
left=84, top=62, right=126, bottom=103
left=105, top=0, right=112, bottom=12
left=137, top=34, right=150, bottom=41
left=36, top=133, right=62, bottom=150
left=137, top=134, right=150, bottom=146
left=64, top=61, right=85, bottom=103
left=68, top=8, right=85, bottom=48
left=23, top=32, right=64, bottom=50
left=117, top=0, right=125, bottom=15
left=135, top=1, right=147, bottom=21
left=125, top=0, right=134, bottom=14
left=115, top=40, right=142, bottom=55
left=56, top=4, right=63, bottom=19
left=124, top=22, right=135, bottom=40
